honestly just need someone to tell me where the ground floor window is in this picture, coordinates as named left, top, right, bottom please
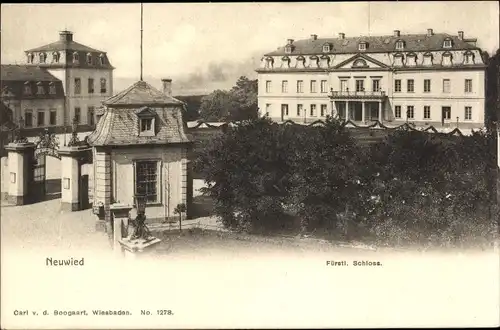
left=49, top=109, right=57, bottom=126
left=135, top=160, right=159, bottom=204
left=424, top=106, right=431, bottom=120
left=464, top=106, right=472, bottom=120
left=394, top=105, right=401, bottom=118
left=320, top=104, right=327, bottom=117
left=407, top=106, right=414, bottom=119
left=37, top=110, right=45, bottom=127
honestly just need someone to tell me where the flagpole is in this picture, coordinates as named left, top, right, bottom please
left=140, top=3, right=143, bottom=81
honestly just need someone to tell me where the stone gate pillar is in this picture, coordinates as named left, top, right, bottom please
left=110, top=203, right=132, bottom=253
left=5, top=142, right=36, bottom=205
left=59, top=145, right=91, bottom=212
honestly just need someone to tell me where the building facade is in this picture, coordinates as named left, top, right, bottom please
left=24, top=30, right=114, bottom=129
left=1, top=65, right=66, bottom=131
left=257, top=29, right=486, bottom=128
left=87, top=79, right=192, bottom=229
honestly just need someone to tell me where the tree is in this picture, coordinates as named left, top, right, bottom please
left=484, top=49, right=500, bottom=128
left=197, top=76, right=258, bottom=122
left=174, top=203, right=187, bottom=232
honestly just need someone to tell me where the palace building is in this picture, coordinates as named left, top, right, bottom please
left=1, top=30, right=114, bottom=133
left=256, top=29, right=486, bottom=129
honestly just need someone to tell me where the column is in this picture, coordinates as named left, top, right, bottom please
left=110, top=203, right=132, bottom=253
left=330, top=100, right=337, bottom=118
left=59, top=145, right=91, bottom=212
left=94, top=147, right=112, bottom=232
left=361, top=101, right=366, bottom=123
left=5, top=142, right=35, bottom=205
left=379, top=100, right=383, bottom=122
left=346, top=101, right=350, bottom=120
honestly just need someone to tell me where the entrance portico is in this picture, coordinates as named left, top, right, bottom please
left=329, top=90, right=386, bottom=123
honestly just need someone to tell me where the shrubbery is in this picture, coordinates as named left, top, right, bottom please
left=194, top=116, right=498, bottom=247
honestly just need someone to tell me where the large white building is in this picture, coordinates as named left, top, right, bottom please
left=257, top=29, right=486, bottom=128
left=23, top=30, right=114, bottom=129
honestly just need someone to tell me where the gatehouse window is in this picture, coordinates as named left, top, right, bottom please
left=140, top=118, right=153, bottom=132
left=135, top=160, right=159, bottom=204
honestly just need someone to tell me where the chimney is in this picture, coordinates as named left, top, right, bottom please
left=394, top=30, right=400, bottom=37
left=338, top=33, right=345, bottom=39
left=59, top=30, right=73, bottom=42
left=287, top=39, right=294, bottom=45
left=161, top=79, right=172, bottom=97
left=427, top=28, right=434, bottom=37
left=310, top=34, right=318, bottom=40
left=458, top=31, right=464, bottom=40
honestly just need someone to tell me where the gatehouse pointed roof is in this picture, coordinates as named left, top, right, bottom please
left=103, top=80, right=183, bottom=107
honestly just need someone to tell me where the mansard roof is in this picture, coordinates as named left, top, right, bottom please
left=265, top=33, right=479, bottom=56
left=0, top=65, right=65, bottom=99
left=87, top=80, right=191, bottom=146
left=1, top=64, right=61, bottom=82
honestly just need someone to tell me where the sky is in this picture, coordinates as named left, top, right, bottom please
left=1, top=2, right=499, bottom=95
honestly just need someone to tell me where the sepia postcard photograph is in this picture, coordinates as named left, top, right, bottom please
left=1, top=1, right=499, bottom=329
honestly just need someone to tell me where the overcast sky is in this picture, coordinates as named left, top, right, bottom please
left=1, top=2, right=499, bottom=95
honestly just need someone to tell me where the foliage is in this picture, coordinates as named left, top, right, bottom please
left=198, top=76, right=258, bottom=122
left=195, top=118, right=498, bottom=247
left=175, top=95, right=205, bottom=122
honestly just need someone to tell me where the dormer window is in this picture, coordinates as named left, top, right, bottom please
left=49, top=82, right=56, bottom=95
left=406, top=53, right=417, bottom=66
left=322, top=43, right=331, bottom=53
left=281, top=56, right=291, bottom=68
left=423, top=52, right=434, bottom=66
left=137, top=107, right=156, bottom=136
left=395, top=40, right=405, bottom=50
left=443, top=38, right=453, bottom=48
left=285, top=45, right=293, bottom=54
left=358, top=42, right=367, bottom=51
left=99, top=53, right=105, bottom=65
left=36, top=82, right=45, bottom=95
left=52, top=52, right=60, bottom=63
left=265, top=56, right=274, bottom=69
left=23, top=82, right=32, bottom=95
left=464, top=51, right=474, bottom=64
left=27, top=53, right=34, bottom=64
left=296, top=55, right=306, bottom=68
left=86, top=53, right=93, bottom=65
left=393, top=53, right=404, bottom=67
left=442, top=51, right=453, bottom=66
left=39, top=53, right=47, bottom=63
left=73, top=52, right=79, bottom=63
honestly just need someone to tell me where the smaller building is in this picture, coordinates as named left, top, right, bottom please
left=1, top=64, right=65, bottom=133
left=87, top=79, right=193, bottom=227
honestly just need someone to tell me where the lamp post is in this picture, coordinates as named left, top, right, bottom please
left=131, top=193, right=151, bottom=240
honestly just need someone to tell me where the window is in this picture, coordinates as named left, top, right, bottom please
left=285, top=45, right=292, bottom=54
left=140, top=118, right=153, bottom=132
left=86, top=53, right=92, bottom=65
left=74, top=78, right=81, bottom=94
left=465, top=106, right=472, bottom=120
left=74, top=107, right=81, bottom=124
left=358, top=42, right=366, bottom=51
left=100, top=78, right=107, bottom=93
left=281, top=80, right=288, bottom=93
left=297, top=80, right=304, bottom=93
left=321, top=80, right=327, bottom=93
left=424, top=106, right=431, bottom=120
left=394, top=79, right=401, bottom=92
left=340, top=79, right=348, bottom=92
left=37, top=84, right=45, bottom=95
left=395, top=41, right=404, bottom=50
left=73, top=52, right=79, bottom=63
left=37, top=110, right=45, bottom=127
left=52, top=52, right=60, bottom=63
left=395, top=105, right=401, bottom=118
left=407, top=79, right=414, bottom=92
left=265, top=80, right=271, bottom=93
left=322, top=44, right=330, bottom=53
left=465, top=79, right=472, bottom=93
left=25, top=110, right=33, bottom=127
left=424, top=79, right=431, bottom=93
left=443, top=79, right=450, bottom=93
left=372, top=79, right=380, bottom=92
left=99, top=54, right=105, bottom=65
left=464, top=53, right=474, bottom=64
left=407, top=106, right=414, bottom=119
left=281, top=104, right=289, bottom=117
left=310, top=104, right=316, bottom=116
left=49, top=83, right=56, bottom=95
left=310, top=80, right=317, bottom=93
left=297, top=104, right=303, bottom=116
left=443, top=39, right=452, bottom=48
left=265, top=104, right=271, bottom=116
left=135, top=161, right=159, bottom=204
left=39, top=53, right=47, bottom=63
left=88, top=78, right=94, bottom=94
left=49, top=109, right=57, bottom=126
left=320, top=104, right=327, bottom=117
left=355, top=80, right=364, bottom=92
left=24, top=84, right=32, bottom=95
left=27, top=53, right=34, bottom=63
left=88, top=106, right=95, bottom=126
